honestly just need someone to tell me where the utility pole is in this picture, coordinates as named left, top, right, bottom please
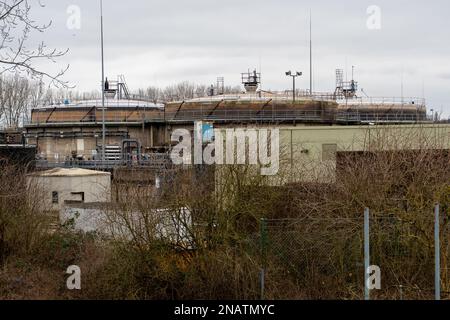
left=309, top=10, right=312, bottom=96
left=401, top=67, right=404, bottom=105
left=100, top=0, right=106, bottom=162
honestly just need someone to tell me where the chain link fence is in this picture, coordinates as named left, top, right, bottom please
left=258, top=204, right=449, bottom=300
left=260, top=216, right=364, bottom=299
left=370, top=213, right=435, bottom=299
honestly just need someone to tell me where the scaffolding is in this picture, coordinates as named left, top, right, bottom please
left=241, top=69, right=261, bottom=93
left=104, top=75, right=131, bottom=100
left=216, top=77, right=225, bottom=95
left=334, top=69, right=358, bottom=99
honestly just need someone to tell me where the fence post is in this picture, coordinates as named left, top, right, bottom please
left=260, top=218, right=267, bottom=300
left=435, top=204, right=441, bottom=301
left=364, top=208, right=370, bottom=301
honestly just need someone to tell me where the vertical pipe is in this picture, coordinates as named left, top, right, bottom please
left=435, top=204, right=441, bottom=301
left=100, top=0, right=106, bottom=162
left=364, top=208, right=370, bottom=300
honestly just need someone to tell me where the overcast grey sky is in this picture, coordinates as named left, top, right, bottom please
left=32, top=0, right=450, bottom=116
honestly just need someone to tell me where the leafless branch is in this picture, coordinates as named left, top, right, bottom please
left=0, top=0, right=70, bottom=88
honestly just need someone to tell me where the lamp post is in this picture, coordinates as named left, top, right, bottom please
left=286, top=71, right=302, bottom=103
left=100, top=0, right=106, bottom=162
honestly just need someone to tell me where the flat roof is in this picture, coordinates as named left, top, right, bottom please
left=29, top=167, right=111, bottom=177
left=32, top=98, right=164, bottom=110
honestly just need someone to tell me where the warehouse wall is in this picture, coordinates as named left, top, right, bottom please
left=211, top=124, right=450, bottom=185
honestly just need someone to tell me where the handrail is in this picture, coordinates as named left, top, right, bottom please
left=34, top=155, right=173, bottom=170
left=32, top=98, right=163, bottom=110
left=336, top=96, right=426, bottom=106
left=25, top=108, right=428, bottom=126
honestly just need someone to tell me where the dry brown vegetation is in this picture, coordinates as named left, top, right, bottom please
left=0, top=127, right=449, bottom=300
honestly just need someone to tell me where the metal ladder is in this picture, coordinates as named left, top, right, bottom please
left=117, top=75, right=130, bottom=99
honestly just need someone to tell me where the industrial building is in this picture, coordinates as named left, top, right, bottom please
left=263, top=124, right=449, bottom=183
left=19, top=70, right=450, bottom=235
left=24, top=70, right=428, bottom=175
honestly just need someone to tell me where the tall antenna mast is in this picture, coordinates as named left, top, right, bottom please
left=100, top=0, right=106, bottom=161
left=309, top=10, right=312, bottom=96
left=259, top=54, right=262, bottom=91
left=401, top=67, right=404, bottom=104
left=422, top=78, right=425, bottom=100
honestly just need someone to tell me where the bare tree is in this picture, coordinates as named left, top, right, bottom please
left=160, top=82, right=196, bottom=102
left=0, top=0, right=69, bottom=87
left=0, top=74, right=50, bottom=128
left=224, top=85, right=242, bottom=94
left=0, top=73, right=31, bottom=128
left=24, top=78, right=45, bottom=121
left=137, top=86, right=161, bottom=104
left=135, top=82, right=244, bottom=104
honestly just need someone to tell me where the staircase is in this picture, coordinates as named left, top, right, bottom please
left=103, top=145, right=122, bottom=161
left=118, top=75, right=130, bottom=99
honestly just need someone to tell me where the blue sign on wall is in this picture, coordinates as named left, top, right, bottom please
left=202, top=122, right=214, bottom=143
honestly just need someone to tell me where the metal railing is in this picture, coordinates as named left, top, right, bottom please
left=35, top=153, right=172, bottom=170
left=168, top=109, right=426, bottom=123
left=26, top=94, right=428, bottom=126
left=29, top=94, right=426, bottom=111
left=336, top=111, right=427, bottom=123
left=180, top=93, right=425, bottom=106
left=32, top=98, right=163, bottom=110
left=337, top=96, right=426, bottom=107
left=26, top=109, right=428, bottom=125
left=27, top=114, right=161, bottom=125
left=168, top=109, right=325, bottom=122
left=184, top=92, right=336, bottom=103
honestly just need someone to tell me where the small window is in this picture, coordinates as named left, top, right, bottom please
left=68, top=192, right=85, bottom=203
left=322, top=144, right=337, bottom=161
left=52, top=191, right=59, bottom=204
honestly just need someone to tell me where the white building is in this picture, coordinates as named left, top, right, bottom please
left=27, top=168, right=111, bottom=211
left=62, top=204, right=193, bottom=248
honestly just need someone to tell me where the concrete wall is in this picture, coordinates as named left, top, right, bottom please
left=280, top=124, right=450, bottom=183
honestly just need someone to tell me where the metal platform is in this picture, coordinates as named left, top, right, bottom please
left=35, top=154, right=172, bottom=171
